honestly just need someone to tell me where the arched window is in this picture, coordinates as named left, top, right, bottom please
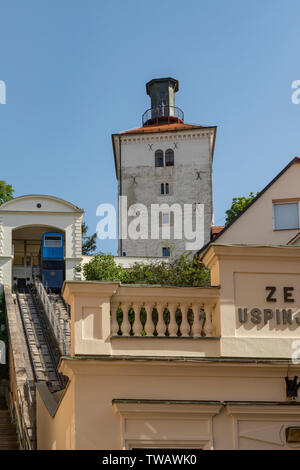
left=165, top=149, right=174, bottom=166
left=160, top=183, right=170, bottom=195
left=155, top=150, right=164, bottom=167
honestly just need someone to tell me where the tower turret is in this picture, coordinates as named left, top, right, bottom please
left=142, top=77, right=184, bottom=126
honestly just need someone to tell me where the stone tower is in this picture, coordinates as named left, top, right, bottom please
left=112, top=77, right=217, bottom=258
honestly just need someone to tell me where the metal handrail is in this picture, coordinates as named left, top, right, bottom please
left=33, top=277, right=67, bottom=355
left=15, top=386, right=34, bottom=450
left=7, top=382, right=35, bottom=450
left=142, top=105, right=184, bottom=125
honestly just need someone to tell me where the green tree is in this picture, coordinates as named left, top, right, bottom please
left=78, top=253, right=123, bottom=281
left=225, top=192, right=259, bottom=225
left=0, top=181, right=14, bottom=205
left=77, top=252, right=210, bottom=287
left=82, top=221, right=97, bottom=255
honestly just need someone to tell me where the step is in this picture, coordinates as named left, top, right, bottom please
left=0, top=443, right=19, bottom=450
left=0, top=434, right=18, bottom=439
left=0, top=424, right=17, bottom=432
left=0, top=397, right=7, bottom=410
left=0, top=412, right=12, bottom=424
left=0, top=422, right=16, bottom=428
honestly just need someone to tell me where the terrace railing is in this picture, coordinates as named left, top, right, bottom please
left=63, top=283, right=221, bottom=358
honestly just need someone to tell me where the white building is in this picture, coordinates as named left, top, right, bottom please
left=112, top=77, right=217, bottom=259
left=0, top=194, right=83, bottom=291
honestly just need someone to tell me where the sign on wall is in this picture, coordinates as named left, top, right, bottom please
left=234, top=273, right=300, bottom=335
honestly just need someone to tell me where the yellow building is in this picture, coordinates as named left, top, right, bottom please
left=4, top=157, right=300, bottom=450
left=31, top=158, right=300, bottom=450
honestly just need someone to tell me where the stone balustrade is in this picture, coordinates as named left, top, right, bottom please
left=111, top=299, right=216, bottom=338
left=62, top=282, right=221, bottom=358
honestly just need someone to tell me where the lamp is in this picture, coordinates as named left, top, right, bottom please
left=286, top=427, right=300, bottom=443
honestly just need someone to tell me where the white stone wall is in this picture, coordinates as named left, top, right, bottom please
left=117, top=129, right=215, bottom=258
left=0, top=195, right=84, bottom=289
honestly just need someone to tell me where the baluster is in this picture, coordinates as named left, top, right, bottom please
left=168, top=304, right=178, bottom=337
left=180, top=304, right=190, bottom=337
left=191, top=304, right=202, bottom=338
left=132, top=304, right=143, bottom=336
left=156, top=304, right=166, bottom=337
left=111, top=303, right=119, bottom=336
left=203, top=304, right=214, bottom=337
left=121, top=303, right=131, bottom=336
left=144, top=303, right=155, bottom=336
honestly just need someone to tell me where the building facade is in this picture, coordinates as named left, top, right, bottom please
left=209, top=157, right=300, bottom=246
left=34, top=242, right=300, bottom=450
left=0, top=195, right=83, bottom=291
left=31, top=156, right=300, bottom=450
left=112, top=78, right=216, bottom=258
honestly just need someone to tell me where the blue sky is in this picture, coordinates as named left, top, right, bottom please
left=0, top=0, right=300, bottom=253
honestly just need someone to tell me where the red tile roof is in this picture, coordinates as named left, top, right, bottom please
left=211, top=226, right=225, bottom=239
left=120, top=122, right=209, bottom=135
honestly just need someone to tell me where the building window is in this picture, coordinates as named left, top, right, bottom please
left=274, top=202, right=300, bottom=230
left=162, top=247, right=170, bottom=257
left=162, top=213, right=169, bottom=225
left=155, top=150, right=164, bottom=167
left=165, top=149, right=174, bottom=166
left=160, top=183, right=169, bottom=195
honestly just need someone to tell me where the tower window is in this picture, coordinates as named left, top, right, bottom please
left=155, top=150, right=164, bottom=167
left=165, top=149, right=174, bottom=166
left=162, top=247, right=170, bottom=257
left=160, top=183, right=170, bottom=195
left=162, top=213, right=170, bottom=225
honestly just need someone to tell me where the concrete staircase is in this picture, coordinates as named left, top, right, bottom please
left=0, top=397, right=19, bottom=450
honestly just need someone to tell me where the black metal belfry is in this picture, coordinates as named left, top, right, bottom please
left=142, top=77, right=184, bottom=126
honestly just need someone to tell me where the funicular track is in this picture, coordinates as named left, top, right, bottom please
left=47, top=292, right=71, bottom=356
left=15, top=286, right=65, bottom=393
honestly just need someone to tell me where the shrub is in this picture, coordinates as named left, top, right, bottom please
left=77, top=252, right=210, bottom=287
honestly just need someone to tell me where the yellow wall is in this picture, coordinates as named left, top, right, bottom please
left=36, top=244, right=300, bottom=450
left=203, top=244, right=300, bottom=357
left=37, top=358, right=300, bottom=450
left=37, top=378, right=75, bottom=450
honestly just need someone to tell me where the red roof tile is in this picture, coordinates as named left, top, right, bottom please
left=211, top=226, right=225, bottom=239
left=212, top=226, right=225, bottom=234
left=120, top=122, right=209, bottom=135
